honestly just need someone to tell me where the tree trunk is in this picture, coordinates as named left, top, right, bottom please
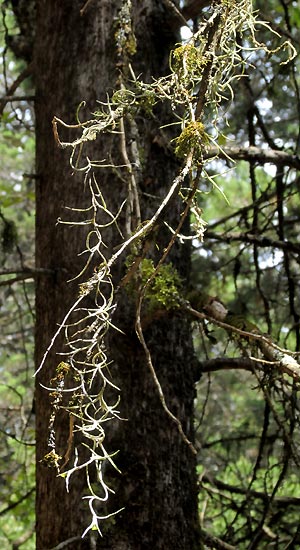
left=35, top=1, right=200, bottom=548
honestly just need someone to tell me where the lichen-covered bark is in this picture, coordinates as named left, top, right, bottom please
left=35, top=1, right=200, bottom=548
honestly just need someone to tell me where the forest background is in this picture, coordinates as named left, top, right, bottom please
left=0, top=0, right=300, bottom=549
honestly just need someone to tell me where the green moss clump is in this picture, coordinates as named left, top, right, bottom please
left=174, top=121, right=208, bottom=162
left=126, top=257, right=182, bottom=312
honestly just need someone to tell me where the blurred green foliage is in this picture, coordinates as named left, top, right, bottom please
left=0, top=5, right=35, bottom=549
left=192, top=0, right=300, bottom=545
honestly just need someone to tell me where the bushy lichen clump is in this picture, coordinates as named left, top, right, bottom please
left=111, top=84, right=157, bottom=116
left=172, top=43, right=207, bottom=83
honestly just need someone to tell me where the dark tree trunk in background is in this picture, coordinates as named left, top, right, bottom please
left=35, top=1, right=200, bottom=548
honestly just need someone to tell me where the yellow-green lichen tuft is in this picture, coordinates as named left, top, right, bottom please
left=174, top=121, right=208, bottom=162
left=171, top=43, right=207, bottom=81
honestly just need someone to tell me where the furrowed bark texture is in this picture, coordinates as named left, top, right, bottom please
left=35, top=1, right=200, bottom=548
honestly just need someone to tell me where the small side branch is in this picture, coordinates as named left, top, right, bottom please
left=201, top=474, right=300, bottom=507
left=204, top=145, right=300, bottom=169
left=183, top=302, right=300, bottom=382
left=201, top=356, right=258, bottom=373
left=46, top=536, right=82, bottom=550
left=0, top=487, right=35, bottom=516
left=200, top=527, right=237, bottom=550
left=0, top=62, right=33, bottom=117
left=205, top=230, right=300, bottom=255
left=135, top=312, right=197, bottom=455
left=134, top=166, right=201, bottom=456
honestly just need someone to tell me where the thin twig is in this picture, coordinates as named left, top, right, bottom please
left=0, top=62, right=33, bottom=117
left=135, top=158, right=200, bottom=455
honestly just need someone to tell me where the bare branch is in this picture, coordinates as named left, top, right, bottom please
left=0, top=267, right=54, bottom=286
left=205, top=230, right=300, bottom=255
left=46, top=536, right=82, bottom=550
left=0, top=274, right=34, bottom=286
left=200, top=527, right=237, bottom=550
left=0, top=488, right=35, bottom=517
left=201, top=356, right=258, bottom=373
left=0, top=94, right=35, bottom=102
left=201, top=474, right=300, bottom=507
left=183, top=302, right=300, bottom=382
left=0, top=62, right=33, bottom=116
left=204, top=145, right=300, bottom=169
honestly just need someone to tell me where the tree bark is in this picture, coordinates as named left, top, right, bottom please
left=35, top=1, right=200, bottom=549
